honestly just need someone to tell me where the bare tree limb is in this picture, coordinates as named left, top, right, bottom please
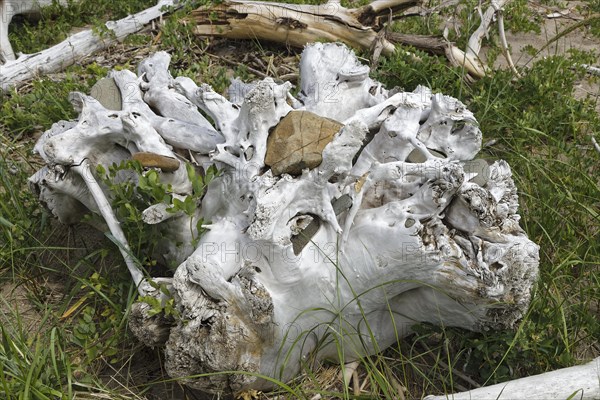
left=425, top=357, right=600, bottom=400
left=188, top=0, right=500, bottom=78
left=188, top=0, right=417, bottom=57
left=0, top=0, right=181, bottom=91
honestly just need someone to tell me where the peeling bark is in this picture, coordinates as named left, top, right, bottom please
left=188, top=0, right=417, bottom=56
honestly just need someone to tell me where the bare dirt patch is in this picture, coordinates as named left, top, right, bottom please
left=485, top=1, right=600, bottom=112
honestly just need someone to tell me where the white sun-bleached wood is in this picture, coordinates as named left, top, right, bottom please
left=0, top=0, right=69, bottom=62
left=188, top=0, right=509, bottom=78
left=0, top=0, right=180, bottom=91
left=29, top=42, right=546, bottom=396
left=425, top=356, right=600, bottom=400
left=0, top=0, right=518, bottom=90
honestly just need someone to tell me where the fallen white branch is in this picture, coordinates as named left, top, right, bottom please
left=495, top=3, right=520, bottom=77
left=0, top=0, right=69, bottom=62
left=461, top=0, right=512, bottom=78
left=71, top=159, right=145, bottom=290
left=188, top=0, right=490, bottom=77
left=591, top=135, right=600, bottom=155
left=0, top=0, right=181, bottom=91
left=425, top=356, right=600, bottom=400
left=188, top=0, right=411, bottom=56
left=582, top=63, right=600, bottom=76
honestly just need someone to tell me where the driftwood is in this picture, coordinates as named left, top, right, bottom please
left=0, top=0, right=68, bottom=62
left=425, top=356, right=600, bottom=400
left=0, top=0, right=180, bottom=91
left=29, top=42, right=542, bottom=395
left=188, top=0, right=489, bottom=77
left=0, top=0, right=514, bottom=91
left=189, top=0, right=415, bottom=55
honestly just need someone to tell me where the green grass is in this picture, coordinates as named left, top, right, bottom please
left=1, top=0, right=599, bottom=398
left=8, top=0, right=157, bottom=55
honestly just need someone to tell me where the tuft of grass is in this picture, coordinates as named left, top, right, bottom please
left=0, top=319, right=74, bottom=399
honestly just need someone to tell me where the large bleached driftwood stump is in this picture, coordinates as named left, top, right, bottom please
left=29, top=42, right=544, bottom=395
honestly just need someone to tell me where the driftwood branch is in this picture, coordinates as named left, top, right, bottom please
left=188, top=0, right=504, bottom=77
left=425, top=356, right=600, bottom=400
left=0, top=0, right=180, bottom=91
left=188, top=0, right=416, bottom=56
left=0, top=0, right=518, bottom=90
left=1, top=0, right=68, bottom=62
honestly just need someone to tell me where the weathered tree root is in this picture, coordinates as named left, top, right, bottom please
left=30, top=42, right=541, bottom=395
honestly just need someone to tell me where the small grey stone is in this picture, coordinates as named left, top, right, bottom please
left=90, top=77, right=122, bottom=111
left=332, top=194, right=352, bottom=215
left=462, top=159, right=490, bottom=186
left=291, top=195, right=353, bottom=255
left=406, top=148, right=445, bottom=163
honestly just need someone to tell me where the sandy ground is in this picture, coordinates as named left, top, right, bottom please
left=485, top=1, right=600, bottom=112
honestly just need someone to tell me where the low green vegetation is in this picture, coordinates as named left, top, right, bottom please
left=0, top=0, right=598, bottom=398
left=8, top=0, right=157, bottom=55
